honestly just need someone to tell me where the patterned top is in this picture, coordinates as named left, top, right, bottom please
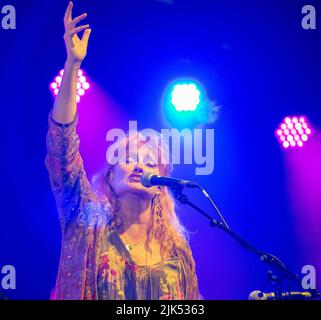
left=98, top=228, right=187, bottom=300
left=45, top=111, right=200, bottom=300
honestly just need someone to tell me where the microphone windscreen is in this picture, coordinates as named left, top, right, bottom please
left=140, top=172, right=154, bottom=188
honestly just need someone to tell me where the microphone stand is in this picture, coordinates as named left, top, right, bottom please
left=169, top=184, right=318, bottom=300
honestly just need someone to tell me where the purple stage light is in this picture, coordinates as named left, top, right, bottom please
left=49, top=69, right=90, bottom=103
left=276, top=116, right=312, bottom=149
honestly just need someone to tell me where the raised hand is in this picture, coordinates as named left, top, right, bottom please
left=63, top=2, right=91, bottom=63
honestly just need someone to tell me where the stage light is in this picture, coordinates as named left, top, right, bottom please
left=78, top=88, right=85, bottom=96
left=82, top=82, right=90, bottom=90
left=79, top=75, right=86, bottom=83
left=171, top=83, right=201, bottom=111
left=55, top=76, right=62, bottom=84
left=275, top=116, right=312, bottom=149
left=162, top=78, right=214, bottom=129
left=49, top=69, right=90, bottom=103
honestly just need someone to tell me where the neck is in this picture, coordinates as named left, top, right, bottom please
left=118, top=193, right=152, bottom=242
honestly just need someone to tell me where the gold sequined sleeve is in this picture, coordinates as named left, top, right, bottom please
left=45, top=111, right=94, bottom=232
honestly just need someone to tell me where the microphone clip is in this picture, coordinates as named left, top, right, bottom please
left=169, top=185, right=189, bottom=204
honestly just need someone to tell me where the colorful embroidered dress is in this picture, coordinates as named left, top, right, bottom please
left=45, top=112, right=200, bottom=300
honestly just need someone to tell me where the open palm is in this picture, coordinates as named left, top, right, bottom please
left=63, top=2, right=91, bottom=63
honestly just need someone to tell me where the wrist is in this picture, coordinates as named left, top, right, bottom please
left=65, top=57, right=82, bottom=70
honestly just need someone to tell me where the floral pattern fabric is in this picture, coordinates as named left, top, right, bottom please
left=97, top=228, right=186, bottom=300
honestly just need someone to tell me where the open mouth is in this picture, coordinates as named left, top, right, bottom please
left=128, top=173, right=143, bottom=183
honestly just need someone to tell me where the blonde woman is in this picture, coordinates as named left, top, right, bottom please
left=45, top=2, right=200, bottom=300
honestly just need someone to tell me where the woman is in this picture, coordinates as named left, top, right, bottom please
left=46, top=1, right=200, bottom=300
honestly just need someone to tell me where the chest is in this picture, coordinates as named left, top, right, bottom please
left=127, top=243, right=163, bottom=267
left=97, top=248, right=185, bottom=300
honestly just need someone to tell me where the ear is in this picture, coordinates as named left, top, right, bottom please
left=156, top=185, right=163, bottom=195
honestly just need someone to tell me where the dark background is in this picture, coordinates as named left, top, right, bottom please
left=0, top=0, right=320, bottom=299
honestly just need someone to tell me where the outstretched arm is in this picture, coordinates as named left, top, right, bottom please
left=52, top=1, right=91, bottom=124
left=46, top=2, right=94, bottom=232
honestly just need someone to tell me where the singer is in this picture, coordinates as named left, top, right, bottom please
left=45, top=2, right=200, bottom=300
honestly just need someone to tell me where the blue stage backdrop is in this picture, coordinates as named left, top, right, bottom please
left=0, top=0, right=320, bottom=299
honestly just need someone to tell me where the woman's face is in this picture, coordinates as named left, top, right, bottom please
left=109, top=146, right=161, bottom=200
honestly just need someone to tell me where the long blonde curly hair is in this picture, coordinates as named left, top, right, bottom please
left=92, top=130, right=193, bottom=260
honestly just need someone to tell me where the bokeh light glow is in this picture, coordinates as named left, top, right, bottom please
left=275, top=116, right=312, bottom=149
left=49, top=69, right=90, bottom=103
left=171, top=83, right=201, bottom=111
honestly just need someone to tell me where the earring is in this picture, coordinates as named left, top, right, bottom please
left=153, top=187, right=163, bottom=221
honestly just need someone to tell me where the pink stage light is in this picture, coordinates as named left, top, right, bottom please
left=49, top=69, right=90, bottom=103
left=275, top=116, right=312, bottom=149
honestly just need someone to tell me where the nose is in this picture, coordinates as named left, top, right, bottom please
left=133, top=163, right=144, bottom=173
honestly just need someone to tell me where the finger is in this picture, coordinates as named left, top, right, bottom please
left=64, top=1, right=73, bottom=23
left=70, top=24, right=90, bottom=37
left=71, top=13, right=87, bottom=27
left=81, top=28, right=92, bottom=43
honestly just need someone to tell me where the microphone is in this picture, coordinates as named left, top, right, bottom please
left=140, top=172, right=199, bottom=189
left=248, top=290, right=319, bottom=300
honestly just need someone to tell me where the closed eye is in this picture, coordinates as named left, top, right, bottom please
left=127, top=157, right=136, bottom=164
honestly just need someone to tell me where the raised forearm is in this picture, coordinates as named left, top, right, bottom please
left=52, top=59, right=80, bottom=124
left=52, top=2, right=91, bottom=124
